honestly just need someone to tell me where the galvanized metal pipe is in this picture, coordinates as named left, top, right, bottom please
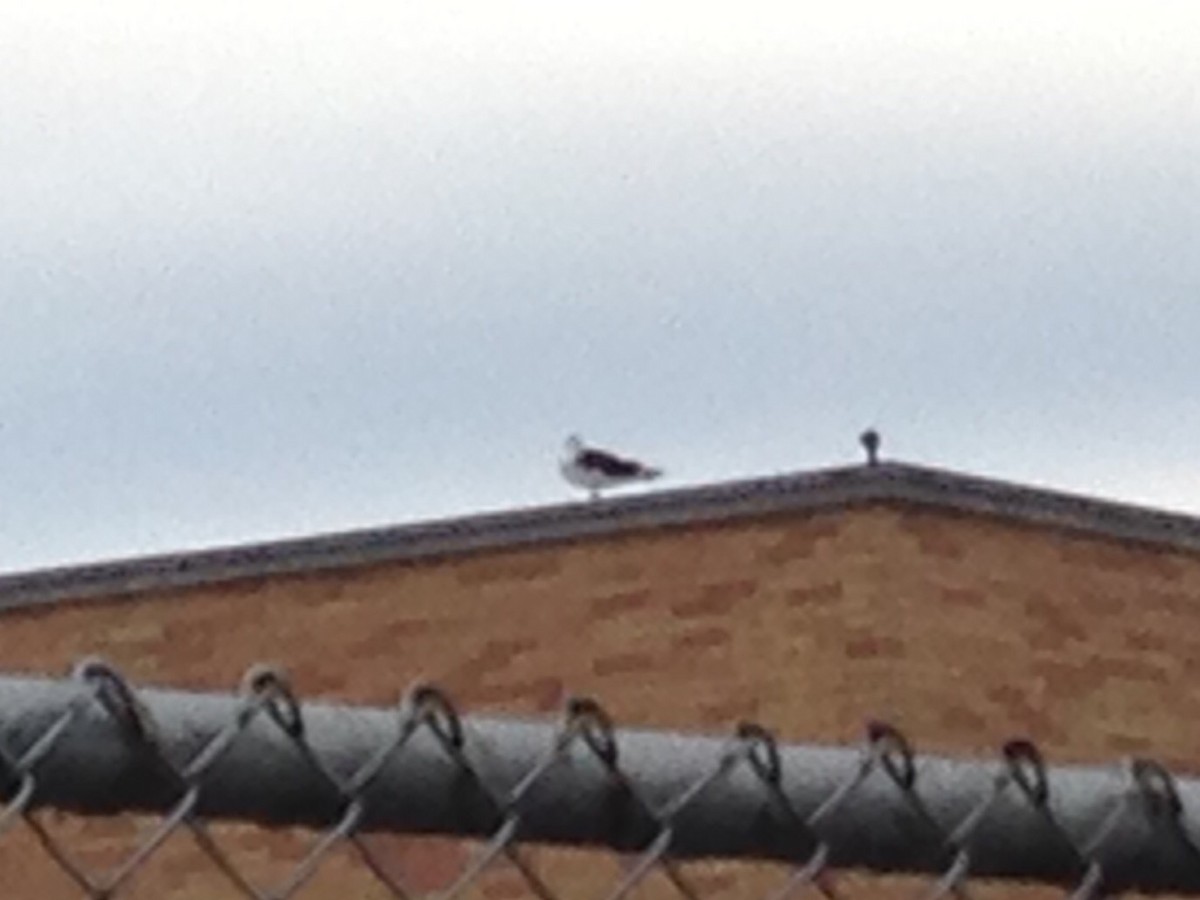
left=0, top=673, right=1197, bottom=893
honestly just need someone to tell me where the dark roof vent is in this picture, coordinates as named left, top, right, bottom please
left=860, top=429, right=881, bottom=466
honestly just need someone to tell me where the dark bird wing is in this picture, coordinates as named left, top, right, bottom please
left=577, top=448, right=647, bottom=477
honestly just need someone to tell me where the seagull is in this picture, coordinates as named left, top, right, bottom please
left=560, top=435, right=663, bottom=500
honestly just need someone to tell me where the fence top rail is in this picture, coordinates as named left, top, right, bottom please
left=0, top=662, right=1197, bottom=895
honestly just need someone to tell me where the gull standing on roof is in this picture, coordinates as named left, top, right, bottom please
left=560, top=435, right=663, bottom=500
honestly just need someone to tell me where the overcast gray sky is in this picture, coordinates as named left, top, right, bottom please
left=2, top=2, right=1198, bottom=573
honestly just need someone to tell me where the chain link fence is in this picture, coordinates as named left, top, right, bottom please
left=0, top=658, right=1197, bottom=898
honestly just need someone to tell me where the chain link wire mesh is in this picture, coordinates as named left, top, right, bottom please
left=0, top=659, right=1197, bottom=898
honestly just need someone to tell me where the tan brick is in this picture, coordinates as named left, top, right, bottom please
left=672, top=626, right=731, bottom=651
left=592, top=650, right=658, bottom=677
left=587, top=588, right=653, bottom=620
left=844, top=632, right=906, bottom=660
left=670, top=582, right=752, bottom=618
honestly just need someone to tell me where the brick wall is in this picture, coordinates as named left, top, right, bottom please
left=1, top=501, right=1197, bottom=897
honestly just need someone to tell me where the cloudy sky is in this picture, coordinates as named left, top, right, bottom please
left=1, top=2, right=1197, bottom=572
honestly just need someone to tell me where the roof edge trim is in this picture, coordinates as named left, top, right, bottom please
left=3, top=461, right=1200, bottom=610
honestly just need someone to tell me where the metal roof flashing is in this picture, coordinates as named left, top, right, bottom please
left=3, top=461, right=1200, bottom=611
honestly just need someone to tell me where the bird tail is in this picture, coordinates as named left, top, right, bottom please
left=640, top=466, right=663, bottom=481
